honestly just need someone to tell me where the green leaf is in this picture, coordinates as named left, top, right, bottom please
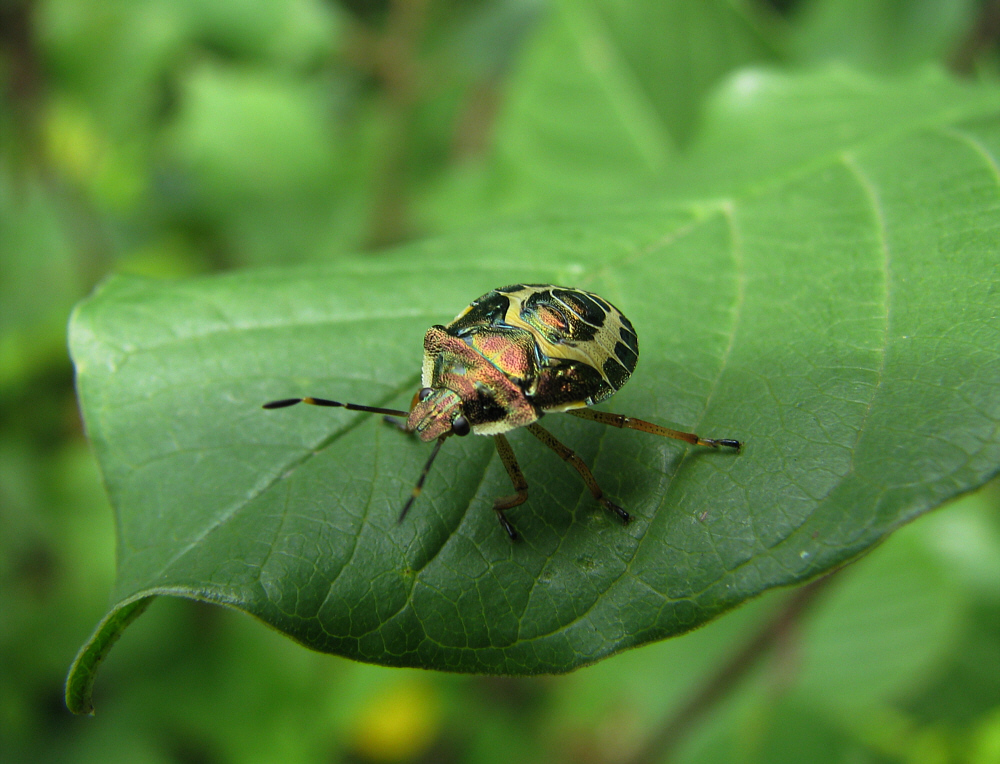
left=789, top=0, right=978, bottom=73
left=66, top=71, right=1000, bottom=713
left=166, top=62, right=340, bottom=209
left=164, top=61, right=347, bottom=265
left=488, top=0, right=780, bottom=210
left=0, top=170, right=80, bottom=389
left=793, top=526, right=964, bottom=711
left=662, top=67, right=1000, bottom=200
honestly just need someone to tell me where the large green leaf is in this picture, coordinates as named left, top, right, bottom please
left=66, top=71, right=1000, bottom=713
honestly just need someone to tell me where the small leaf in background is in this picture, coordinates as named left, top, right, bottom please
left=488, top=0, right=781, bottom=209
left=790, top=0, right=979, bottom=72
left=0, top=172, right=80, bottom=390
left=167, top=63, right=340, bottom=206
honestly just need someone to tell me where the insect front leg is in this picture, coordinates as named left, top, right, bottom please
left=567, top=409, right=742, bottom=451
left=398, top=436, right=447, bottom=523
left=491, top=434, right=527, bottom=541
left=382, top=415, right=410, bottom=433
left=525, top=423, right=630, bottom=525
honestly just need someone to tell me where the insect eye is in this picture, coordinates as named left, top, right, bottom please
left=451, top=415, right=470, bottom=437
left=417, top=387, right=434, bottom=401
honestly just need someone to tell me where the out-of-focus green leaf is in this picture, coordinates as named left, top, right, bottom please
left=970, top=710, right=1000, bottom=764
left=789, top=0, right=978, bottom=72
left=917, top=484, right=1000, bottom=601
left=486, top=0, right=780, bottom=211
left=590, top=0, right=782, bottom=140
left=66, top=70, right=1000, bottom=713
left=906, top=589, right=1000, bottom=724
left=166, top=63, right=339, bottom=208
left=39, top=0, right=188, bottom=135
left=794, top=531, right=963, bottom=710
left=544, top=487, right=983, bottom=762
left=734, top=701, right=852, bottom=764
left=0, top=172, right=80, bottom=390
left=664, top=67, right=1000, bottom=200
left=164, top=62, right=349, bottom=264
left=176, top=0, right=341, bottom=68
left=543, top=589, right=781, bottom=760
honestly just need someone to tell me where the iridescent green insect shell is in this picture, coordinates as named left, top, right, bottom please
left=265, top=284, right=741, bottom=541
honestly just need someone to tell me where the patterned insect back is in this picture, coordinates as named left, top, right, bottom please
left=265, top=282, right=740, bottom=541
left=442, top=284, right=639, bottom=414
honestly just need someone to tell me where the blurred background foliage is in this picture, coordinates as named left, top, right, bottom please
left=2, top=0, right=999, bottom=762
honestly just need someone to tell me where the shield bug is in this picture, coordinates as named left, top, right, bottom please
left=264, top=284, right=741, bottom=540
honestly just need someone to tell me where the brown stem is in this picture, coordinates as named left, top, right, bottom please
left=1, top=0, right=44, bottom=160
left=623, top=573, right=839, bottom=764
left=363, top=0, right=432, bottom=250
left=451, top=76, right=503, bottom=161
left=0, top=0, right=115, bottom=282
left=950, top=0, right=1000, bottom=75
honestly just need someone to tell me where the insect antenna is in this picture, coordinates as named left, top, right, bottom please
left=399, top=436, right=447, bottom=524
left=262, top=397, right=409, bottom=417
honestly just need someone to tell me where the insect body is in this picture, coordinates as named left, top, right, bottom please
left=265, top=284, right=741, bottom=540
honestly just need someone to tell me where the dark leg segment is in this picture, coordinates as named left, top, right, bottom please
left=525, top=423, right=630, bottom=524
left=398, top=436, right=446, bottom=524
left=492, top=434, right=527, bottom=540
left=567, top=409, right=742, bottom=452
left=382, top=415, right=410, bottom=432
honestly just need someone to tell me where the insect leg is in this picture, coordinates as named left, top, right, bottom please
left=382, top=415, right=410, bottom=432
left=491, top=434, right=527, bottom=540
left=567, top=409, right=742, bottom=452
left=525, top=423, right=630, bottom=524
left=398, top=436, right=447, bottom=524
left=263, top=397, right=409, bottom=417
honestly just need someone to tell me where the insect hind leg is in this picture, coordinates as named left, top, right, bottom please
left=525, top=423, right=630, bottom=524
left=567, top=409, right=742, bottom=452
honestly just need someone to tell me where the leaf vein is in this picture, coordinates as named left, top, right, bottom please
left=151, top=375, right=421, bottom=583
left=935, top=126, right=1000, bottom=186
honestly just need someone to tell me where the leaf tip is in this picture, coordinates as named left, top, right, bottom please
left=64, top=596, right=155, bottom=715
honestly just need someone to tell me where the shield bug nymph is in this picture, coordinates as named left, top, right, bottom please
left=264, top=284, right=742, bottom=540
